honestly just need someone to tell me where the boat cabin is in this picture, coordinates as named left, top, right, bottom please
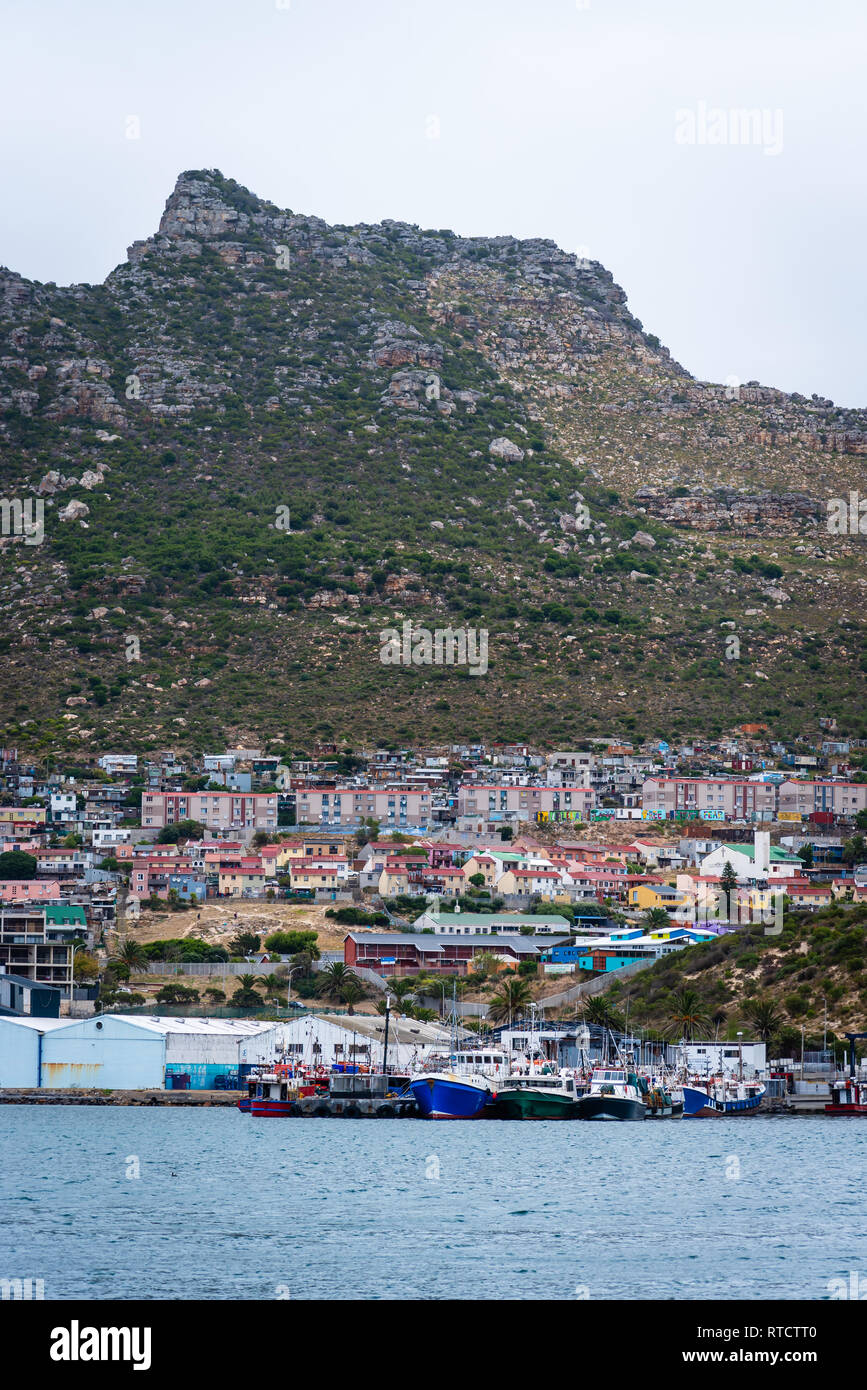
left=504, top=1075, right=577, bottom=1093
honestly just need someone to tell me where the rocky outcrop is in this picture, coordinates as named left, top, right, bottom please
left=58, top=499, right=90, bottom=522
left=489, top=436, right=525, bottom=463
left=634, top=488, right=820, bottom=532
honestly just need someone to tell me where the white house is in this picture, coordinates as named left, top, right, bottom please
left=681, top=1040, right=767, bottom=1079
left=98, top=754, right=138, bottom=776
left=700, top=831, right=802, bottom=883
left=50, top=793, right=78, bottom=824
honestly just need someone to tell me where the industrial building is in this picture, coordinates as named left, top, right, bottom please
left=0, top=1014, right=273, bottom=1090
left=0, top=971, right=61, bottom=1018
left=239, top=1012, right=460, bottom=1074
left=0, top=1016, right=75, bottom=1087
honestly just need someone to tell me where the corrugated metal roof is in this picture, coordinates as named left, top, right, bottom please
left=110, top=1014, right=274, bottom=1035
left=0, top=1016, right=78, bottom=1032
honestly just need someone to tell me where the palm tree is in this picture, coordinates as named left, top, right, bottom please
left=583, top=996, right=625, bottom=1032
left=340, top=980, right=363, bottom=1015
left=385, top=977, right=416, bottom=1005
left=318, top=961, right=356, bottom=991
left=487, top=976, right=533, bottom=1024
left=112, top=937, right=148, bottom=971
left=742, top=997, right=783, bottom=1045
left=643, top=907, right=671, bottom=930
left=669, top=988, right=710, bottom=1041
left=232, top=973, right=265, bottom=1008
left=711, top=1007, right=728, bottom=1041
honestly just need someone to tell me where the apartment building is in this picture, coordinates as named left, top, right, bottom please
left=0, top=904, right=88, bottom=1002
left=641, top=777, right=777, bottom=821
left=295, top=786, right=433, bottom=829
left=140, top=791, right=278, bottom=834
left=546, top=751, right=594, bottom=787
left=457, top=785, right=596, bottom=829
left=777, top=780, right=867, bottom=818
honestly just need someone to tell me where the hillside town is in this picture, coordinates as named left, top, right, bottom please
left=1, top=727, right=865, bottom=1028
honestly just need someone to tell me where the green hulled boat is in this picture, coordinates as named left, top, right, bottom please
left=494, top=1072, right=582, bottom=1120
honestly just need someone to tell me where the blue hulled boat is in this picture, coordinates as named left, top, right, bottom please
left=409, top=1071, right=493, bottom=1119
left=683, top=1079, right=765, bottom=1116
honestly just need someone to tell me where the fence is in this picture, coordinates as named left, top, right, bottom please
left=414, top=956, right=658, bottom=1019
left=102, top=1003, right=303, bottom=1020
left=540, top=956, right=658, bottom=1010
left=144, top=961, right=287, bottom=976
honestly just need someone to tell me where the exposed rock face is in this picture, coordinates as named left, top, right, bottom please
left=371, top=321, right=443, bottom=370
left=489, top=436, right=525, bottom=463
left=58, top=499, right=90, bottom=522
left=635, top=488, right=820, bottom=532
left=0, top=167, right=864, bottom=749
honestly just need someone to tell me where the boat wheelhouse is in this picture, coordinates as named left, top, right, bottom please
left=249, top=1072, right=301, bottom=1117
left=576, top=1067, right=647, bottom=1121
left=682, top=1078, right=765, bottom=1117
left=826, top=1078, right=867, bottom=1115
left=494, top=1071, right=581, bottom=1120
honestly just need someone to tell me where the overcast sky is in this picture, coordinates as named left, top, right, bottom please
left=2, top=0, right=865, bottom=404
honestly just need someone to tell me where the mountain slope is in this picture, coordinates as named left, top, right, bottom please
left=0, top=169, right=864, bottom=757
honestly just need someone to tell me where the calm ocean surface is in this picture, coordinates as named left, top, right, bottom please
left=3, top=1108, right=866, bottom=1300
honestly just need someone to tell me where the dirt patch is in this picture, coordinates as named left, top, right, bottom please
left=118, top=900, right=350, bottom=951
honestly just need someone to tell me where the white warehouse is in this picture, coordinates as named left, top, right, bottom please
left=240, top=1012, right=459, bottom=1074
left=0, top=1014, right=272, bottom=1089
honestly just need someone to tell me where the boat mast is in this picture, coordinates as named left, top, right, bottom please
left=382, top=993, right=392, bottom=1075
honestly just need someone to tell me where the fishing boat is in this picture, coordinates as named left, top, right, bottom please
left=494, top=1071, right=582, bottom=1120
left=409, top=1069, right=495, bottom=1119
left=249, top=1071, right=301, bottom=1117
left=825, top=1077, right=867, bottom=1115
left=643, top=1079, right=684, bottom=1118
left=576, top=1067, right=648, bottom=1121
left=238, top=1076, right=255, bottom=1113
left=682, top=1077, right=765, bottom=1116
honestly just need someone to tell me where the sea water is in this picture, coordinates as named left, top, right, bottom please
left=3, top=1108, right=866, bottom=1300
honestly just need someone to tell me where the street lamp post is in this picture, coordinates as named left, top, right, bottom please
left=285, top=965, right=302, bottom=1009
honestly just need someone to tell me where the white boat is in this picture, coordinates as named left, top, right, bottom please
left=576, top=1067, right=648, bottom=1121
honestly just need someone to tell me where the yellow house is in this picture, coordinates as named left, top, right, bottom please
left=462, top=854, right=498, bottom=887
left=218, top=867, right=266, bottom=897
left=378, top=865, right=411, bottom=897
left=271, top=842, right=307, bottom=867
left=628, top=883, right=690, bottom=913
left=290, top=863, right=339, bottom=891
